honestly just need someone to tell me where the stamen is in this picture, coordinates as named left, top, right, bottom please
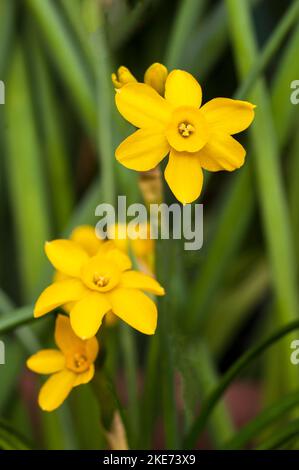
left=178, top=122, right=195, bottom=137
left=73, top=353, right=88, bottom=370
left=93, top=274, right=109, bottom=287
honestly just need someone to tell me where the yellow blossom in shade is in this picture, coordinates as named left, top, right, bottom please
left=27, top=315, right=99, bottom=411
left=34, top=240, right=165, bottom=339
left=112, top=63, right=168, bottom=96
left=114, top=69, right=255, bottom=204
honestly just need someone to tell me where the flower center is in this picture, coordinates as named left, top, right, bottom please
left=66, top=352, right=90, bottom=373
left=81, top=256, right=121, bottom=292
left=178, top=122, right=195, bottom=137
left=93, top=274, right=109, bottom=288
left=165, top=106, right=210, bottom=153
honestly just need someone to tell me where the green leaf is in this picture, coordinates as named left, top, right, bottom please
left=184, top=319, right=299, bottom=448
left=0, top=418, right=31, bottom=450
left=257, top=418, right=299, bottom=450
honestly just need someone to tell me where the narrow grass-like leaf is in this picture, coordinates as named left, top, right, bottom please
left=256, top=418, right=299, bottom=450
left=224, top=389, right=299, bottom=449
left=26, top=0, right=96, bottom=133
left=165, top=0, right=207, bottom=69
left=184, top=319, right=299, bottom=449
left=5, top=45, right=51, bottom=301
left=27, top=30, right=74, bottom=231
left=226, top=0, right=299, bottom=391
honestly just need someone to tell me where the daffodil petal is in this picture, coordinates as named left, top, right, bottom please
left=70, top=293, right=111, bottom=339
left=85, top=337, right=99, bottom=363
left=38, top=369, right=76, bottom=411
left=116, top=128, right=169, bottom=171
left=45, top=240, right=89, bottom=277
left=164, top=149, right=203, bottom=204
left=34, top=280, right=87, bottom=318
left=165, top=70, right=202, bottom=108
left=27, top=349, right=65, bottom=374
left=144, top=62, right=168, bottom=95
left=55, top=314, right=85, bottom=354
left=115, top=82, right=172, bottom=128
left=119, top=271, right=165, bottom=296
left=70, top=225, right=103, bottom=257
left=198, top=133, right=246, bottom=171
left=108, top=288, right=157, bottom=335
left=73, top=364, right=95, bottom=387
left=103, top=248, right=132, bottom=272
left=201, top=98, right=255, bottom=135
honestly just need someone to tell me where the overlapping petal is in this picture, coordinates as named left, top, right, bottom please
left=198, top=133, right=246, bottom=171
left=34, top=279, right=87, bottom=318
left=165, top=149, right=204, bottom=204
left=85, top=337, right=99, bottom=363
left=119, top=271, right=165, bottom=296
left=27, top=349, right=65, bottom=374
left=45, top=240, right=89, bottom=277
left=108, top=288, right=157, bottom=335
left=73, top=365, right=95, bottom=387
left=115, top=82, right=172, bottom=128
left=38, top=369, right=76, bottom=411
left=116, top=128, right=170, bottom=171
left=165, top=70, right=202, bottom=108
left=70, top=292, right=111, bottom=339
left=55, top=314, right=85, bottom=354
left=201, top=98, right=255, bottom=135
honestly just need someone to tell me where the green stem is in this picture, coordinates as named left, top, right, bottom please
left=120, top=324, right=139, bottom=447
left=193, top=341, right=234, bottom=447
left=0, top=306, right=35, bottom=335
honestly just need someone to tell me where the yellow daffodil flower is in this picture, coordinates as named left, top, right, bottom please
left=53, top=225, right=117, bottom=326
left=114, top=69, right=255, bottom=204
left=112, top=63, right=168, bottom=96
left=34, top=240, right=164, bottom=339
left=27, top=315, right=99, bottom=411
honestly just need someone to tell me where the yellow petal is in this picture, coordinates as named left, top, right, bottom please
left=108, top=288, right=157, bottom=335
left=201, top=98, right=255, bottom=135
left=55, top=314, right=86, bottom=354
left=165, top=70, right=202, bottom=108
left=70, top=292, right=111, bottom=339
left=115, top=82, right=172, bottom=129
left=27, top=349, right=65, bottom=374
left=45, top=240, right=89, bottom=277
left=38, top=369, right=76, bottom=411
left=70, top=225, right=102, bottom=257
left=164, top=149, right=204, bottom=204
left=73, top=364, right=95, bottom=387
left=116, top=128, right=169, bottom=171
left=119, top=271, right=165, bottom=296
left=112, top=66, right=137, bottom=88
left=103, top=248, right=132, bottom=272
left=85, top=337, right=99, bottom=363
left=34, top=279, right=87, bottom=318
left=198, top=133, right=246, bottom=171
left=144, top=62, right=168, bottom=95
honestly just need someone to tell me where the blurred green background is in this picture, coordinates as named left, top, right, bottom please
left=1, top=0, right=299, bottom=450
